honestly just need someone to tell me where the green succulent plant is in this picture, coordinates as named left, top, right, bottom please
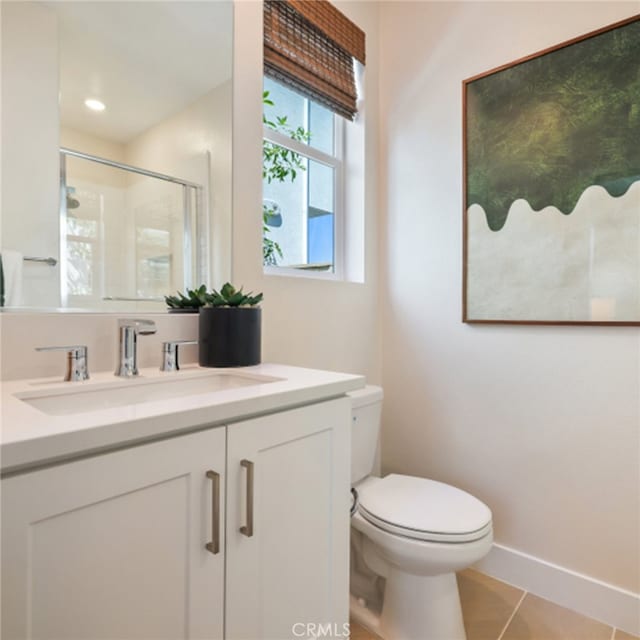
left=165, top=283, right=263, bottom=310
left=205, top=283, right=263, bottom=308
left=165, top=284, right=208, bottom=310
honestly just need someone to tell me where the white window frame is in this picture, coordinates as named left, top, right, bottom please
left=263, top=113, right=345, bottom=280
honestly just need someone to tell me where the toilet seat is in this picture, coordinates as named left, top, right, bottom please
left=357, top=474, right=492, bottom=543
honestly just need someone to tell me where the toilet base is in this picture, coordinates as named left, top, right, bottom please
left=349, top=479, right=492, bottom=640
left=353, top=570, right=466, bottom=640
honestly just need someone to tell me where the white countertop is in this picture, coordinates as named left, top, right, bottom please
left=1, top=364, right=365, bottom=474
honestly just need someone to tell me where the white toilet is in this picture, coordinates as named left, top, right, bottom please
left=348, top=386, right=493, bottom=640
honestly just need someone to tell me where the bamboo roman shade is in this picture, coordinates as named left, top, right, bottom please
left=263, top=0, right=366, bottom=121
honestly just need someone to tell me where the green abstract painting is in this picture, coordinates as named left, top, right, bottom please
left=464, top=16, right=640, bottom=324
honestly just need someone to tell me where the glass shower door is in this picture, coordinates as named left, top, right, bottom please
left=60, top=149, right=205, bottom=310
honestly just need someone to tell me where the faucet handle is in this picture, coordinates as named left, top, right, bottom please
left=118, top=318, right=157, bottom=335
left=36, top=345, right=90, bottom=381
left=161, top=340, right=197, bottom=372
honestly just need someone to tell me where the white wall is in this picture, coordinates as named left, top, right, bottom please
left=232, top=1, right=381, bottom=381
left=378, top=0, right=640, bottom=594
left=61, top=128, right=126, bottom=167
left=1, top=2, right=60, bottom=308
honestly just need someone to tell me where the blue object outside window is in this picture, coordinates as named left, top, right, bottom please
left=308, top=211, right=334, bottom=265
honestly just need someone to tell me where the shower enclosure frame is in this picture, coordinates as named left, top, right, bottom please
left=59, top=147, right=209, bottom=306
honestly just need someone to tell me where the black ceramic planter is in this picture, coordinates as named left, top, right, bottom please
left=198, top=307, right=261, bottom=367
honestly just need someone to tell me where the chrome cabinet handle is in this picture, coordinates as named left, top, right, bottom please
left=205, top=470, right=221, bottom=554
left=239, top=459, right=254, bottom=538
left=35, top=345, right=89, bottom=381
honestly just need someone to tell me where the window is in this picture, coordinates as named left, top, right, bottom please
left=263, top=77, right=343, bottom=274
left=262, top=0, right=365, bottom=279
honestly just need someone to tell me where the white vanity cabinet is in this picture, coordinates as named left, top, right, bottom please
left=225, top=398, right=350, bottom=640
left=1, top=397, right=350, bottom=640
left=1, top=426, right=227, bottom=640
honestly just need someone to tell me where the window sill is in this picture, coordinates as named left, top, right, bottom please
left=263, top=265, right=342, bottom=282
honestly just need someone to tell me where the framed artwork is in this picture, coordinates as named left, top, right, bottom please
left=463, top=15, right=640, bottom=325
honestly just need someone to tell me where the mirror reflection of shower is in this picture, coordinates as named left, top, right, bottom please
left=66, top=186, right=80, bottom=211
left=59, top=148, right=208, bottom=308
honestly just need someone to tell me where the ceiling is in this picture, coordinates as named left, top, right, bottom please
left=51, top=1, right=233, bottom=144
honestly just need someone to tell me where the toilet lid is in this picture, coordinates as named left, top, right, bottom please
left=357, top=474, right=492, bottom=543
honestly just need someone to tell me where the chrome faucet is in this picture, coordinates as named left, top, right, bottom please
left=115, top=319, right=157, bottom=377
left=161, top=340, right=198, bottom=372
left=35, top=345, right=90, bottom=381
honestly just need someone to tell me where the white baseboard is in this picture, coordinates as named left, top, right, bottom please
left=474, top=543, right=640, bottom=637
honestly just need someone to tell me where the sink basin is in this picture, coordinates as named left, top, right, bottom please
left=16, top=371, right=282, bottom=416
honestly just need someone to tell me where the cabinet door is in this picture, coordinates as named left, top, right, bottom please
left=226, top=398, right=351, bottom=640
left=1, top=427, right=226, bottom=640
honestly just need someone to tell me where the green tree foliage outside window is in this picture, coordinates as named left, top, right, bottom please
left=262, top=90, right=310, bottom=266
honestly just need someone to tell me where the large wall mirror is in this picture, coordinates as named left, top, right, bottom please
left=1, top=1, right=232, bottom=311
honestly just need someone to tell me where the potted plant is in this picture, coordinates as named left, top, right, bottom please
left=164, top=285, right=208, bottom=313
left=198, top=283, right=263, bottom=367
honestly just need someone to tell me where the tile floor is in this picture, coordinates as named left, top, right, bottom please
left=350, top=569, right=639, bottom=640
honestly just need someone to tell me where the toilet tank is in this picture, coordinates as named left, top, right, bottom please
left=348, top=385, right=384, bottom=484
